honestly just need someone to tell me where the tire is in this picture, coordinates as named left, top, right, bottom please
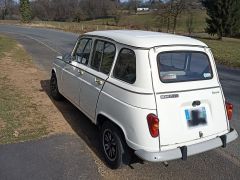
left=100, top=121, right=132, bottom=169
left=50, top=73, right=63, bottom=101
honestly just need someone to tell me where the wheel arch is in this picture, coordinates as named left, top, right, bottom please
left=96, top=113, right=128, bottom=143
left=51, top=68, right=57, bottom=75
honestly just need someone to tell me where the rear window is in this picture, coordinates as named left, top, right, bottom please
left=157, top=51, right=213, bottom=83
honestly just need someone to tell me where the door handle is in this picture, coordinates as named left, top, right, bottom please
left=78, top=69, right=84, bottom=75
left=95, top=78, right=103, bottom=85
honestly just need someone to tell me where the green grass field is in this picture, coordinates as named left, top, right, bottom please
left=200, top=37, right=240, bottom=67
left=27, top=10, right=207, bottom=33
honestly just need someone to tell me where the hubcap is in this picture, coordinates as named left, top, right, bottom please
left=103, top=129, right=117, bottom=161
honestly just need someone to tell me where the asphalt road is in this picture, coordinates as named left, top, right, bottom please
left=0, top=24, right=239, bottom=180
left=0, top=134, right=100, bottom=180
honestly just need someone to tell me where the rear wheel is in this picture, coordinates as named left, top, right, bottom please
left=50, top=73, right=63, bottom=101
left=100, top=121, right=132, bottom=169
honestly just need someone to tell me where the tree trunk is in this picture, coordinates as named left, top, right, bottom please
left=173, top=16, right=177, bottom=34
left=167, top=17, right=170, bottom=33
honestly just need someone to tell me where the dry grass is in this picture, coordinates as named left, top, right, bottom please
left=0, top=35, right=72, bottom=144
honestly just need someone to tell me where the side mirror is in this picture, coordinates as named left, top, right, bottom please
left=60, top=54, right=72, bottom=63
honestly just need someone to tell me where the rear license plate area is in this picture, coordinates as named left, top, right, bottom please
left=184, top=107, right=207, bottom=127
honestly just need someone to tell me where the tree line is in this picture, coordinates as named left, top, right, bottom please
left=0, top=0, right=18, bottom=20
left=1, top=0, right=199, bottom=22
left=31, top=0, right=119, bottom=22
left=1, top=0, right=121, bottom=21
left=1, top=0, right=240, bottom=39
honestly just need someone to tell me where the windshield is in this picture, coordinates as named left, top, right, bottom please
left=157, top=51, right=213, bottom=83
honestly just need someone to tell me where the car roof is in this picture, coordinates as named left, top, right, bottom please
left=85, top=30, right=207, bottom=49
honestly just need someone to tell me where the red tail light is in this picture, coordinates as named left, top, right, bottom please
left=225, top=102, right=233, bottom=120
left=147, top=114, right=159, bottom=138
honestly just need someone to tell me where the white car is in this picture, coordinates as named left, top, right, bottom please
left=50, top=30, right=238, bottom=169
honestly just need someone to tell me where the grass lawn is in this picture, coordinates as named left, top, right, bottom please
left=0, top=36, right=49, bottom=144
left=119, top=10, right=207, bottom=33
left=200, top=37, right=240, bottom=67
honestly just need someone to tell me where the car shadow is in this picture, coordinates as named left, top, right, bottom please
left=40, top=79, right=104, bottom=162
left=40, top=79, right=140, bottom=167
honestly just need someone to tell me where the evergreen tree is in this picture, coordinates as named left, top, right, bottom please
left=20, top=0, right=31, bottom=23
left=236, top=1, right=240, bottom=36
left=202, top=0, right=240, bottom=39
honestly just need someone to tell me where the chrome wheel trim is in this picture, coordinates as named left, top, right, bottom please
left=102, top=129, right=117, bottom=161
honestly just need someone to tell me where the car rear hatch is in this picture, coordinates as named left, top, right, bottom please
left=149, top=47, right=229, bottom=149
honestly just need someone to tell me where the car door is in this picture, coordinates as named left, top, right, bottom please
left=61, top=38, right=92, bottom=106
left=80, top=39, right=116, bottom=120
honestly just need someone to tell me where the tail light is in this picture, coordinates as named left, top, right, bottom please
left=225, top=102, right=233, bottom=120
left=147, top=114, right=159, bottom=138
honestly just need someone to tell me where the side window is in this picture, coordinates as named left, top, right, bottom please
left=100, top=43, right=116, bottom=74
left=113, top=48, right=136, bottom=84
left=91, top=40, right=116, bottom=74
left=81, top=39, right=92, bottom=65
left=91, top=40, right=104, bottom=70
left=75, top=38, right=92, bottom=65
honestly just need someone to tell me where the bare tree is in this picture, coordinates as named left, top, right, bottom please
left=155, top=0, right=186, bottom=34
left=154, top=1, right=171, bottom=32
left=171, top=0, right=186, bottom=34
left=30, top=0, right=120, bottom=22
left=32, top=0, right=84, bottom=21
left=186, top=11, right=193, bottom=35
left=31, top=0, right=52, bottom=21
left=128, top=0, right=139, bottom=14
left=185, top=0, right=194, bottom=35
left=0, top=0, right=16, bottom=20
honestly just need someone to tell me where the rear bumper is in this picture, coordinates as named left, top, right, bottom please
left=135, top=128, right=238, bottom=162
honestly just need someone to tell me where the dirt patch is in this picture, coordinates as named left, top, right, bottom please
left=0, top=117, right=5, bottom=129
left=0, top=44, right=72, bottom=135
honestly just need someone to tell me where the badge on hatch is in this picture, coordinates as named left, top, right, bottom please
left=160, top=94, right=179, bottom=99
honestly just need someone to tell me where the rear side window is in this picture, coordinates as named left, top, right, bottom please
left=113, top=48, right=136, bottom=84
left=157, top=51, right=213, bottom=83
left=91, top=40, right=116, bottom=74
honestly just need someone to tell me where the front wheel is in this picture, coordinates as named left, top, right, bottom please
left=50, top=73, right=63, bottom=101
left=100, top=121, right=132, bottom=169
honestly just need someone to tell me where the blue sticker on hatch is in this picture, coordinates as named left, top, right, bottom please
left=185, top=109, right=190, bottom=121
left=199, top=107, right=205, bottom=118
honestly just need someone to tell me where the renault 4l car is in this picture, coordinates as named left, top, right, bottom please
left=50, top=30, right=238, bottom=169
